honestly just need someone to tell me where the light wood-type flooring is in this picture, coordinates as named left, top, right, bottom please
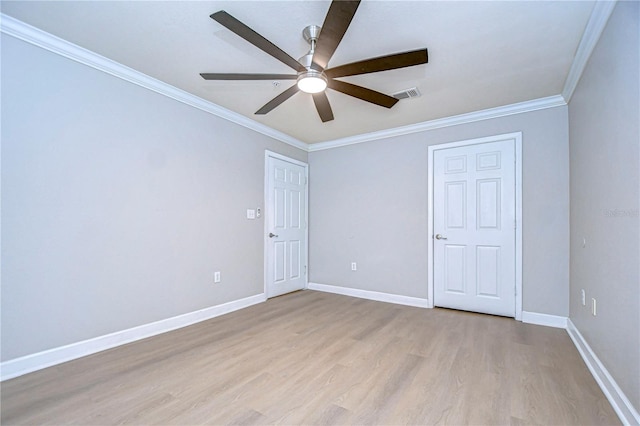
left=1, top=290, right=619, bottom=425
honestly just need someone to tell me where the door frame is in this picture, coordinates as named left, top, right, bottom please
left=263, top=150, right=309, bottom=298
left=427, top=132, right=523, bottom=320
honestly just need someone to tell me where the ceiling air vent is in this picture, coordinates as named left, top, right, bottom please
left=392, top=87, right=422, bottom=100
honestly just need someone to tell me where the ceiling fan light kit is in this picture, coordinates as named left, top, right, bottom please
left=297, top=72, right=328, bottom=94
left=200, top=0, right=428, bottom=122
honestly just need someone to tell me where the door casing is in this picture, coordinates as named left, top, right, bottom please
left=427, top=132, right=523, bottom=320
left=263, top=150, right=309, bottom=298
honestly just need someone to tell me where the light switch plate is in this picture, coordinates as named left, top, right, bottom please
left=247, top=209, right=256, bottom=219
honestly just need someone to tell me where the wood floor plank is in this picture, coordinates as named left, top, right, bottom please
left=1, top=290, right=620, bottom=425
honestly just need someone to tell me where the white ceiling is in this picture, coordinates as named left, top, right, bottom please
left=1, top=1, right=595, bottom=144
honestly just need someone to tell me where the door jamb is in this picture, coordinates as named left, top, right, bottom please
left=263, top=150, right=310, bottom=298
left=427, top=132, right=523, bottom=320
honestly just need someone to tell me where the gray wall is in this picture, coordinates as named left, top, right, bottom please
left=309, top=106, right=570, bottom=316
left=568, top=1, right=640, bottom=412
left=1, top=35, right=306, bottom=361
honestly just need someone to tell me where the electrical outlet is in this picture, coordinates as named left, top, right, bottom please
left=214, top=271, right=221, bottom=283
left=591, top=298, right=597, bottom=316
left=581, top=289, right=586, bottom=306
left=351, top=262, right=357, bottom=271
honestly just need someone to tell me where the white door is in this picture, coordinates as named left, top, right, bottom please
left=266, top=155, right=307, bottom=298
left=433, top=140, right=516, bottom=317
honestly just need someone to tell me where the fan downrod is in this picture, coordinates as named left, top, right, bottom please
left=299, top=25, right=321, bottom=68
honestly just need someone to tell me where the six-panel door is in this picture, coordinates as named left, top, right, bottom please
left=266, top=156, right=307, bottom=298
left=433, top=140, right=516, bottom=317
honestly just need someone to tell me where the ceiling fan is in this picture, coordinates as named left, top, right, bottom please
left=200, top=0, right=428, bottom=122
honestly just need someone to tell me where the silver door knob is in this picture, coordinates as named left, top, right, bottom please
left=269, top=232, right=278, bottom=238
left=435, top=234, right=448, bottom=240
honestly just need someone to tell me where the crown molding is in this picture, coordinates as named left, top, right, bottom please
left=0, top=13, right=308, bottom=152
left=307, top=95, right=567, bottom=152
left=3, top=2, right=613, bottom=154
left=561, top=0, right=618, bottom=102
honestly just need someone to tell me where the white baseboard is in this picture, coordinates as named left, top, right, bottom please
left=0, top=293, right=266, bottom=382
left=521, top=310, right=568, bottom=328
left=307, top=282, right=429, bottom=308
left=567, top=319, right=640, bottom=425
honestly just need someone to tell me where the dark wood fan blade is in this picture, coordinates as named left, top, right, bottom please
left=328, top=79, right=398, bottom=108
left=255, top=85, right=300, bottom=115
left=200, top=73, right=297, bottom=80
left=325, top=49, right=428, bottom=78
left=311, top=1, right=360, bottom=70
left=312, top=92, right=334, bottom=122
left=211, top=11, right=305, bottom=73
